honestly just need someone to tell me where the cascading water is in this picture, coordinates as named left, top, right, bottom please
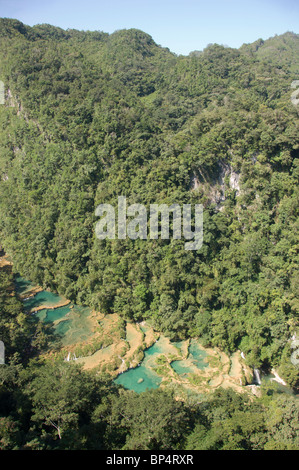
left=253, top=368, right=261, bottom=385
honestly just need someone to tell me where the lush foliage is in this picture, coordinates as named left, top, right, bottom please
left=0, top=358, right=298, bottom=450
left=0, top=20, right=298, bottom=376
left=0, top=257, right=48, bottom=364
left=0, top=19, right=298, bottom=450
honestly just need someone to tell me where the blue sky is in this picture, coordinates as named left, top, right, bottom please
left=0, top=0, right=298, bottom=55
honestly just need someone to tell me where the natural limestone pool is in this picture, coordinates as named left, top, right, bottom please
left=24, top=291, right=68, bottom=311
left=115, top=337, right=210, bottom=393
left=15, top=274, right=255, bottom=396
left=14, top=275, right=35, bottom=295
left=114, top=339, right=166, bottom=392
left=35, top=305, right=72, bottom=324
left=15, top=275, right=94, bottom=347
left=171, top=341, right=208, bottom=376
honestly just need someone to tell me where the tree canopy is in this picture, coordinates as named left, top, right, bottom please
left=0, top=19, right=298, bottom=450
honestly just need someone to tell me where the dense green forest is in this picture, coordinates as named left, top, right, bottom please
left=0, top=255, right=298, bottom=450
left=0, top=18, right=298, bottom=450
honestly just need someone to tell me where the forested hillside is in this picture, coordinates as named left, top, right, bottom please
left=0, top=18, right=298, bottom=385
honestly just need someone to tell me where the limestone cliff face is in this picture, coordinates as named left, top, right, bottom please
left=291, top=80, right=299, bottom=107
left=191, top=161, right=240, bottom=209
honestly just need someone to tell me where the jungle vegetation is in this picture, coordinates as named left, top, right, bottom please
left=0, top=18, right=298, bottom=450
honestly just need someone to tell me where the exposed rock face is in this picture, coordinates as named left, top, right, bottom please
left=291, top=80, right=299, bottom=107
left=191, top=161, right=240, bottom=209
left=229, top=168, right=240, bottom=193
left=190, top=174, right=200, bottom=190
left=0, top=80, right=4, bottom=104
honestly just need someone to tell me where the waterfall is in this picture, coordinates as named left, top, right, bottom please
left=253, top=368, right=261, bottom=385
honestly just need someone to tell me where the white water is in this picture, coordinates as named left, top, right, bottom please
left=253, top=368, right=261, bottom=385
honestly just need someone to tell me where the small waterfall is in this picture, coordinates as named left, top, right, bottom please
left=64, top=352, right=77, bottom=362
left=253, top=368, right=261, bottom=385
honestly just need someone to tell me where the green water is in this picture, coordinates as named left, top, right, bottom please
left=59, top=305, right=93, bottom=346
left=16, top=275, right=93, bottom=347
left=14, top=275, right=35, bottom=295
left=55, top=319, right=72, bottom=336
left=172, top=341, right=184, bottom=353
left=115, top=340, right=164, bottom=393
left=145, top=339, right=168, bottom=357
left=15, top=275, right=69, bottom=313
left=171, top=360, right=195, bottom=376
left=36, top=304, right=93, bottom=346
left=171, top=340, right=208, bottom=376
left=115, top=364, right=162, bottom=393
left=16, top=275, right=209, bottom=393
left=188, top=341, right=209, bottom=369
left=35, top=305, right=72, bottom=323
left=23, top=290, right=66, bottom=311
left=114, top=338, right=209, bottom=393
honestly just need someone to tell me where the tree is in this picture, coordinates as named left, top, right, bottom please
left=25, top=361, right=102, bottom=442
